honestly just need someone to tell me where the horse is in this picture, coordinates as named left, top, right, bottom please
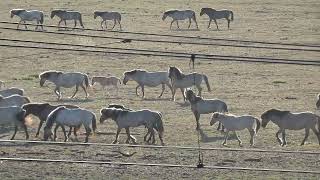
left=39, top=70, right=90, bottom=100
left=0, top=106, right=28, bottom=140
left=162, top=9, right=198, bottom=29
left=93, top=11, right=122, bottom=30
left=200, top=8, right=234, bottom=30
left=10, top=9, right=44, bottom=30
left=0, top=95, right=30, bottom=107
left=0, top=87, right=24, bottom=97
left=261, top=109, right=320, bottom=146
left=22, top=103, right=79, bottom=137
left=100, top=108, right=164, bottom=145
left=185, top=89, right=228, bottom=130
left=123, top=69, right=173, bottom=99
left=91, top=76, right=121, bottom=95
left=168, top=66, right=211, bottom=101
left=210, top=112, right=261, bottom=146
left=51, top=10, right=84, bottom=29
left=43, top=106, right=96, bottom=143
left=316, top=94, right=320, bottom=109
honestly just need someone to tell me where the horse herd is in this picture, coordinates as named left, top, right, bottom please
left=0, top=66, right=320, bottom=147
left=10, top=8, right=234, bottom=30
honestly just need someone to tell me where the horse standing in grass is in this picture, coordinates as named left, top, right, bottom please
left=200, top=8, right=234, bottom=30
left=51, top=10, right=84, bottom=29
left=100, top=108, right=164, bottom=145
left=10, top=9, right=44, bottom=30
left=261, top=109, right=320, bottom=146
left=185, top=89, right=228, bottom=130
left=168, top=66, right=211, bottom=101
left=0, top=106, right=28, bottom=140
left=22, top=103, right=79, bottom=137
left=0, top=95, right=30, bottom=107
left=93, top=11, right=122, bottom=30
left=0, top=87, right=24, bottom=97
left=123, top=69, right=173, bottom=99
left=39, top=70, right=90, bottom=100
left=162, top=9, right=198, bottom=29
left=44, top=106, right=96, bottom=143
left=210, top=112, right=261, bottom=146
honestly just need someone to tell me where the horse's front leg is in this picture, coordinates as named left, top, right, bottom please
left=222, top=131, right=229, bottom=146
left=113, top=128, right=121, bottom=144
left=158, top=83, right=165, bottom=98
left=188, top=18, right=191, bottom=29
left=141, top=85, right=145, bottom=99
left=180, top=88, right=185, bottom=101
left=60, top=125, right=68, bottom=142
left=74, top=20, right=77, bottom=28
left=54, top=87, right=61, bottom=100
left=80, top=83, right=89, bottom=99
left=24, top=21, right=28, bottom=30
left=135, top=85, right=141, bottom=96
left=71, top=85, right=79, bottom=98
left=35, top=120, right=44, bottom=137
left=67, top=127, right=73, bottom=138
left=58, top=19, right=63, bottom=28
left=10, top=126, right=18, bottom=140
left=170, top=20, right=174, bottom=30
left=118, top=20, right=122, bottom=31
left=196, top=85, right=202, bottom=97
left=275, top=129, right=282, bottom=145
left=111, top=19, right=116, bottom=29
left=194, top=111, right=200, bottom=130
left=208, top=19, right=212, bottom=29
left=100, top=20, right=104, bottom=30
left=144, top=129, right=151, bottom=142
left=53, top=124, right=60, bottom=141
left=22, top=124, right=29, bottom=140
left=171, top=87, right=176, bottom=101
left=281, top=130, right=287, bottom=146
left=213, top=19, right=219, bottom=30
left=301, top=128, right=310, bottom=146
left=176, top=21, right=180, bottom=29
left=234, top=131, right=242, bottom=147
left=17, top=20, right=23, bottom=29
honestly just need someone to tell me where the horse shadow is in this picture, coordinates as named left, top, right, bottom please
left=198, top=128, right=237, bottom=143
left=46, top=98, right=94, bottom=103
left=172, top=28, right=200, bottom=32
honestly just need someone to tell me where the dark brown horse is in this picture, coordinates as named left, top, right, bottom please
left=22, top=103, right=79, bottom=137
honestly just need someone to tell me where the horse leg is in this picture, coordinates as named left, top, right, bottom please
left=193, top=17, right=199, bottom=29
left=81, top=83, right=89, bottom=99
left=158, top=131, right=164, bottom=146
left=74, top=20, right=77, bottom=28
left=53, top=125, right=60, bottom=141
left=176, top=21, right=180, bottom=29
left=125, top=127, right=131, bottom=144
left=311, top=127, right=320, bottom=145
left=144, top=129, right=151, bottom=142
left=118, top=20, right=122, bottom=31
left=54, top=87, right=61, bottom=100
left=100, top=20, right=104, bottom=30
left=60, top=125, right=68, bottom=142
left=194, top=111, right=200, bottom=130
left=141, top=85, right=145, bottom=99
left=64, top=20, right=67, bottom=30
left=301, top=128, right=310, bottom=146
left=84, top=126, right=91, bottom=143
left=180, top=88, right=185, bottom=101
left=275, top=129, right=282, bottom=145
left=113, top=128, right=121, bottom=144
left=158, top=83, right=165, bottom=98
left=227, top=19, right=230, bottom=29
left=10, top=126, right=18, bottom=140
left=135, top=85, right=141, bottom=96
left=111, top=19, right=116, bottom=29
left=151, top=129, right=156, bottom=144
left=17, top=20, right=22, bottom=29
left=105, top=21, right=107, bottom=30
left=35, top=120, right=44, bottom=137
left=24, top=21, right=28, bottom=29
left=222, top=131, right=229, bottom=146
left=58, top=20, right=63, bottom=28
left=234, top=131, right=242, bottom=147
left=196, top=85, right=202, bottom=97
left=249, top=129, right=255, bottom=146
left=71, top=85, right=79, bottom=98
left=67, top=127, right=72, bottom=138
left=281, top=130, right=287, bottom=146
left=170, top=20, right=174, bottom=29
left=214, top=19, right=219, bottom=30
left=188, top=18, right=191, bottom=29
left=208, top=19, right=212, bottom=29
left=171, top=87, right=176, bottom=101
left=22, top=124, right=29, bottom=140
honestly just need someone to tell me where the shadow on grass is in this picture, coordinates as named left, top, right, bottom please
left=199, top=128, right=237, bottom=143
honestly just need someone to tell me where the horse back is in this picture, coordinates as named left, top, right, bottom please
left=279, top=112, right=318, bottom=130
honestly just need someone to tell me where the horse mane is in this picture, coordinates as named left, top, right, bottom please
left=108, top=104, right=131, bottom=111
left=39, top=70, right=63, bottom=79
left=169, top=67, right=185, bottom=80
left=267, top=109, right=290, bottom=118
left=185, top=89, right=202, bottom=103
left=124, top=69, right=146, bottom=76
left=10, top=9, right=26, bottom=15
left=46, top=106, right=66, bottom=128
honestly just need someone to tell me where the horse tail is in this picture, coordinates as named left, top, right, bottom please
left=91, top=113, right=97, bottom=134
left=230, top=11, right=234, bottom=21
left=23, top=96, right=31, bottom=104
left=202, top=75, right=211, bottom=92
left=154, top=112, right=164, bottom=133
left=84, top=74, right=90, bottom=88
left=79, top=13, right=84, bottom=28
left=255, top=118, right=261, bottom=133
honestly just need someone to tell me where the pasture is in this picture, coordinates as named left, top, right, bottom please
left=0, top=0, right=319, bottom=179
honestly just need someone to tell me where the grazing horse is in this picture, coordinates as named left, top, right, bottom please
left=0, top=106, right=28, bottom=140
left=10, top=9, right=44, bottom=30
left=44, top=106, right=96, bottom=143
left=261, top=109, right=320, bottom=146
left=22, top=103, right=79, bottom=137
left=200, top=8, right=234, bottom=30
left=91, top=76, right=121, bottom=94
left=168, top=66, right=211, bottom=101
left=162, top=9, right=198, bottom=29
left=0, top=95, right=30, bottom=107
left=123, top=69, right=173, bottom=99
left=185, top=89, right=228, bottom=130
left=51, top=10, right=84, bottom=29
left=100, top=108, right=164, bottom=145
left=93, top=11, right=122, bottom=30
left=39, top=70, right=90, bottom=100
left=0, top=87, right=24, bottom=97
left=210, top=112, right=261, bottom=146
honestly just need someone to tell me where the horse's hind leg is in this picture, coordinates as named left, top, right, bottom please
left=60, top=126, right=68, bottom=142
left=194, top=111, right=200, bottom=130
left=180, top=88, right=186, bottom=101
left=113, top=128, right=121, bottom=144
left=100, top=20, right=104, bottom=30
left=35, top=120, right=44, bottom=137
left=196, top=85, right=202, bottom=97
left=67, top=127, right=72, bottom=138
left=227, top=19, right=230, bottom=29
left=80, top=84, right=89, bottom=99
left=301, top=128, right=310, bottom=146
left=311, top=127, right=320, bottom=145
left=222, top=131, right=229, bottom=146
left=281, top=130, right=287, bottom=146
left=22, top=124, right=29, bottom=140
left=10, top=126, right=18, bottom=140
left=208, top=19, right=212, bottom=29
left=188, top=18, right=191, bottom=29
left=275, top=129, right=282, bottom=145
left=74, top=20, right=77, bottom=28
left=135, top=85, right=141, bottom=96
left=158, top=83, right=166, bottom=98
left=71, top=85, right=79, bottom=98
left=118, top=20, right=122, bottom=31
left=111, top=20, right=116, bottom=29
left=234, top=131, right=242, bottom=147
left=213, top=19, right=219, bottom=30
left=249, top=129, right=255, bottom=146
left=84, top=127, right=91, bottom=143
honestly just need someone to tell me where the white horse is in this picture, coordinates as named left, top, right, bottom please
left=39, top=70, right=90, bottom=100
left=162, top=9, right=198, bottom=29
left=210, top=112, right=261, bottom=146
left=0, top=87, right=24, bottom=97
left=261, top=109, right=320, bottom=146
left=91, top=76, right=121, bottom=94
left=94, top=11, right=122, bottom=30
left=100, top=108, right=164, bottom=145
left=51, top=10, right=84, bottom=29
left=185, top=89, right=228, bottom=130
left=200, top=8, right=234, bottom=30
left=123, top=69, right=173, bottom=99
left=44, top=106, right=96, bottom=143
left=10, top=9, right=44, bottom=30
left=0, top=106, right=28, bottom=140
left=168, top=66, right=211, bottom=101
left=0, top=95, right=30, bottom=107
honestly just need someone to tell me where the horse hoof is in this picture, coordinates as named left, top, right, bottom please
left=112, top=141, right=119, bottom=144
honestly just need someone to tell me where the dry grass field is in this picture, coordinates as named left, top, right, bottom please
left=0, top=0, right=319, bottom=179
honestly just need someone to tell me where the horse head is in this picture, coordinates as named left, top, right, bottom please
left=50, top=10, right=61, bottom=19
left=10, top=9, right=25, bottom=18
left=123, top=70, right=137, bottom=85
left=93, top=11, right=100, bottom=19
left=162, top=12, right=168, bottom=21
left=210, top=112, right=220, bottom=126
left=43, top=126, right=53, bottom=141
left=39, top=71, right=62, bottom=87
left=100, top=108, right=113, bottom=123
